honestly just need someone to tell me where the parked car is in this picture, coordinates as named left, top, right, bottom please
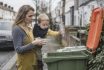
left=0, top=21, right=14, bottom=49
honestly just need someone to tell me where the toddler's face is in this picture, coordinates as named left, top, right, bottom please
left=39, top=19, right=49, bottom=29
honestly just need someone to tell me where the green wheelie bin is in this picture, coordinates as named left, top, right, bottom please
left=43, top=51, right=89, bottom=70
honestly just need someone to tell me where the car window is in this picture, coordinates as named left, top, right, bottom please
left=0, top=22, right=12, bottom=30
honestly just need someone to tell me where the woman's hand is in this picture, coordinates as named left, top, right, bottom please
left=32, top=38, right=46, bottom=46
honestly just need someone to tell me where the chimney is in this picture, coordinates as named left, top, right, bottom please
left=8, top=5, right=10, bottom=9
left=11, top=7, right=13, bottom=10
left=0, top=2, right=3, bottom=8
left=4, top=4, right=8, bottom=10
left=0, top=2, right=3, bottom=6
left=8, top=6, right=11, bottom=10
left=4, top=4, right=7, bottom=7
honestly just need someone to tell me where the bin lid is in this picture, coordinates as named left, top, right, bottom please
left=57, top=46, right=86, bottom=52
left=43, top=51, right=89, bottom=63
left=86, top=8, right=103, bottom=52
left=44, top=56, right=88, bottom=63
left=47, top=51, right=87, bottom=57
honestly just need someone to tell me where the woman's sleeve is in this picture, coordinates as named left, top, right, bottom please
left=12, top=26, right=37, bottom=54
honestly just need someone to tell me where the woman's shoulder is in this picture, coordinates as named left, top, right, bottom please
left=12, top=25, right=21, bottom=31
left=12, top=25, right=24, bottom=34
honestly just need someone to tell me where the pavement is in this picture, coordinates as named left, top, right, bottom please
left=0, top=51, right=15, bottom=70
left=1, top=36, right=62, bottom=70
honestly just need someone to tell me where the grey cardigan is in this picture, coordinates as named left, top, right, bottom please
left=12, top=25, right=37, bottom=54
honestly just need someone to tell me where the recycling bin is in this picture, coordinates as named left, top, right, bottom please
left=43, top=51, right=89, bottom=70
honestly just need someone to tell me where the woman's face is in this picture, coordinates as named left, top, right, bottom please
left=39, top=18, right=49, bottom=29
left=25, top=10, right=34, bottom=24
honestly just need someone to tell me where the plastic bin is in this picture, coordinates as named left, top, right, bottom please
left=43, top=51, right=88, bottom=70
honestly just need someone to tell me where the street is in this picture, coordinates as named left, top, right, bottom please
left=0, top=50, right=15, bottom=69
left=0, top=0, right=104, bottom=70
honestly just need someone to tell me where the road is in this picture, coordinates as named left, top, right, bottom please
left=0, top=50, right=15, bottom=69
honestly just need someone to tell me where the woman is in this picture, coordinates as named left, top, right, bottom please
left=12, top=5, right=46, bottom=70
left=33, top=13, right=64, bottom=70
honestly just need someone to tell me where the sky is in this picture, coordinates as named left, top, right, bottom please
left=51, top=0, right=61, bottom=11
left=0, top=0, right=61, bottom=12
left=0, top=0, right=36, bottom=12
